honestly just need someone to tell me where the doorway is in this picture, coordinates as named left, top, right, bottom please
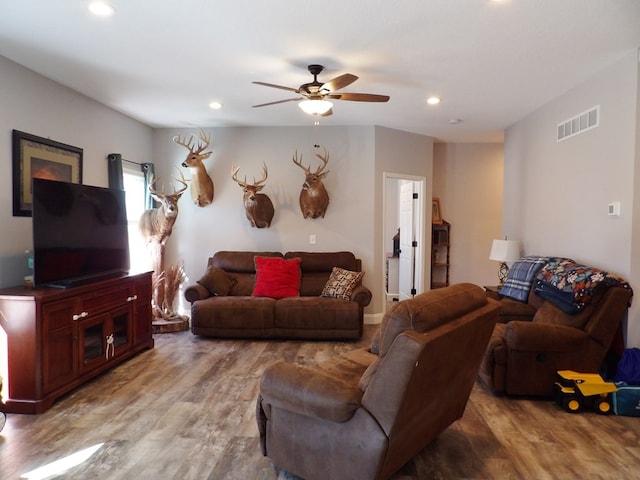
left=382, top=172, right=427, bottom=311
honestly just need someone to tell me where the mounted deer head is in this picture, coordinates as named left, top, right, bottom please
left=292, top=147, right=330, bottom=219
left=231, top=162, right=275, bottom=228
left=139, top=169, right=188, bottom=246
left=173, top=130, right=214, bottom=207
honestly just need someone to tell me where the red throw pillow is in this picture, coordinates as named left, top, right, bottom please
left=252, top=256, right=301, bottom=299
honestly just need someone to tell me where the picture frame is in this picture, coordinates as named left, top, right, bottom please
left=432, top=197, right=443, bottom=224
left=12, top=130, right=83, bottom=217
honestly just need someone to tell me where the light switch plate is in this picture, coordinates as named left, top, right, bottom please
left=608, top=202, right=621, bottom=216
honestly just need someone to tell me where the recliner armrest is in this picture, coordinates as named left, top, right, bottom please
left=184, top=284, right=212, bottom=303
left=260, top=362, right=363, bottom=423
left=351, top=284, right=372, bottom=307
left=505, top=321, right=588, bottom=352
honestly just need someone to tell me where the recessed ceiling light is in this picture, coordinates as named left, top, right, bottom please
left=427, top=96, right=441, bottom=105
left=209, top=101, right=223, bottom=110
left=88, top=2, right=116, bottom=17
left=449, top=118, right=462, bottom=124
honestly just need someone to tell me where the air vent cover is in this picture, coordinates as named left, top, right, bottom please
left=557, top=106, right=599, bottom=142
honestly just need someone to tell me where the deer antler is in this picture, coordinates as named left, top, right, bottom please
left=173, top=130, right=211, bottom=155
left=147, top=168, right=188, bottom=198
left=314, top=147, right=330, bottom=175
left=292, top=151, right=310, bottom=173
left=147, top=176, right=161, bottom=196
left=231, top=163, right=248, bottom=188
left=253, top=163, right=269, bottom=186
left=172, top=167, right=189, bottom=196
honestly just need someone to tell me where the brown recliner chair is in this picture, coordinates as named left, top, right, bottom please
left=256, top=283, right=501, bottom=480
left=479, top=285, right=632, bottom=397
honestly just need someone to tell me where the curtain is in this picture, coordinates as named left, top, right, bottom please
left=107, top=153, right=124, bottom=190
left=141, top=163, right=156, bottom=210
left=107, top=153, right=156, bottom=209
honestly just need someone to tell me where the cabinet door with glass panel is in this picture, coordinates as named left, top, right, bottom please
left=78, top=304, right=133, bottom=374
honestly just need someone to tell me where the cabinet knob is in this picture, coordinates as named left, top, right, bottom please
left=72, top=311, right=89, bottom=321
left=126, top=295, right=138, bottom=302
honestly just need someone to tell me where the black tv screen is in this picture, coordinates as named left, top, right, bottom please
left=32, top=178, right=130, bottom=288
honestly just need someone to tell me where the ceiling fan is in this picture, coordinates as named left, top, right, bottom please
left=252, top=64, right=390, bottom=115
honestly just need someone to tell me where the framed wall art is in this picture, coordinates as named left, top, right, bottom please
left=12, top=130, right=83, bottom=217
left=432, top=197, right=443, bottom=224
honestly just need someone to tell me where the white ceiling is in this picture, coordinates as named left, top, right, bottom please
left=1, top=0, right=639, bottom=143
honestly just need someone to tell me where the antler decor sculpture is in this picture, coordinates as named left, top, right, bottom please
left=292, top=147, right=330, bottom=219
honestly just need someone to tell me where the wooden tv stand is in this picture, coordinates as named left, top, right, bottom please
left=0, top=272, right=154, bottom=414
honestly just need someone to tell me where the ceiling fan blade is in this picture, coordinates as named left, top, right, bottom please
left=328, top=93, right=390, bottom=102
left=322, top=73, right=358, bottom=92
left=252, top=81, right=299, bottom=93
left=252, top=98, right=301, bottom=108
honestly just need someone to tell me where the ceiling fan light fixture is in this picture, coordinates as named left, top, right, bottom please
left=299, top=99, right=333, bottom=115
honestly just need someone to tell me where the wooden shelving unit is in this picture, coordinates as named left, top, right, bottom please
left=431, top=221, right=450, bottom=289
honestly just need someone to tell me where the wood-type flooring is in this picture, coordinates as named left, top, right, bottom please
left=1, top=325, right=639, bottom=480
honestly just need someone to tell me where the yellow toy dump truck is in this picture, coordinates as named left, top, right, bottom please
left=554, top=370, right=618, bottom=414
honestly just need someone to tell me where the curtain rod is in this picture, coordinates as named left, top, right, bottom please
left=122, top=158, right=144, bottom=166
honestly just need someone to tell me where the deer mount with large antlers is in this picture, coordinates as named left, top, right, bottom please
left=292, top=147, right=330, bottom=219
left=138, top=169, right=188, bottom=246
left=174, top=130, right=214, bottom=207
left=231, top=162, right=275, bottom=228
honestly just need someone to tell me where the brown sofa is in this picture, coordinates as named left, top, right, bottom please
left=480, top=258, right=633, bottom=397
left=184, top=251, right=372, bottom=339
left=256, top=283, right=501, bottom=480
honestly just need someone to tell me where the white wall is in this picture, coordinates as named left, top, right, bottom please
left=0, top=55, right=153, bottom=287
left=152, top=125, right=432, bottom=320
left=433, top=143, right=504, bottom=287
left=374, top=126, right=433, bottom=313
left=504, top=49, right=640, bottom=346
left=0, top=54, right=435, bottom=321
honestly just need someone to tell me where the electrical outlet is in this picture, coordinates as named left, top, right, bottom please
left=309, top=234, right=317, bottom=245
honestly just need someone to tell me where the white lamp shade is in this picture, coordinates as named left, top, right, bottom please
left=298, top=99, right=333, bottom=115
left=489, top=239, right=520, bottom=263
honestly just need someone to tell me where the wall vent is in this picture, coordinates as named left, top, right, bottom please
left=557, top=105, right=599, bottom=142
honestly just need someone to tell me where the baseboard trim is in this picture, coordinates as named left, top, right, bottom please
left=364, top=313, right=383, bottom=325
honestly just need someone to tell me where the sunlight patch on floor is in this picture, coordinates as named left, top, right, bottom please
left=20, top=443, right=104, bottom=480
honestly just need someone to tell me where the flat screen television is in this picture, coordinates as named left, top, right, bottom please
left=32, top=178, right=130, bottom=288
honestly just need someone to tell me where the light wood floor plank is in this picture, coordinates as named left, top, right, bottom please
left=2, top=325, right=640, bottom=480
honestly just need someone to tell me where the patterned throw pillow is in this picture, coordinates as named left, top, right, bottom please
left=321, top=267, right=365, bottom=300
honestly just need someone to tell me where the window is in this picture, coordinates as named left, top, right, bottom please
left=122, top=165, right=150, bottom=274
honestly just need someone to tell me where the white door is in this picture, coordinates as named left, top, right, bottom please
left=398, top=181, right=415, bottom=300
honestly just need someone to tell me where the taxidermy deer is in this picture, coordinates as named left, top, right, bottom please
left=173, top=130, right=214, bottom=207
left=139, top=169, right=188, bottom=320
left=292, top=147, right=330, bottom=219
left=139, top=169, right=188, bottom=246
left=231, top=162, right=275, bottom=228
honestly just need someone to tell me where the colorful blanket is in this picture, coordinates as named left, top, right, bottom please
left=534, top=258, right=633, bottom=314
left=499, top=256, right=549, bottom=302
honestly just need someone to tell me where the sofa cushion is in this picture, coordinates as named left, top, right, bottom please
left=274, top=297, right=361, bottom=339
left=321, top=267, right=365, bottom=300
left=285, top=251, right=360, bottom=296
left=252, top=256, right=301, bottom=300
left=197, top=266, right=235, bottom=296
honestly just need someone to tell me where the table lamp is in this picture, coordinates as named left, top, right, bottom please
left=489, top=239, right=520, bottom=285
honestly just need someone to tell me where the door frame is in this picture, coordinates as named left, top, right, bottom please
left=382, top=172, right=427, bottom=312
